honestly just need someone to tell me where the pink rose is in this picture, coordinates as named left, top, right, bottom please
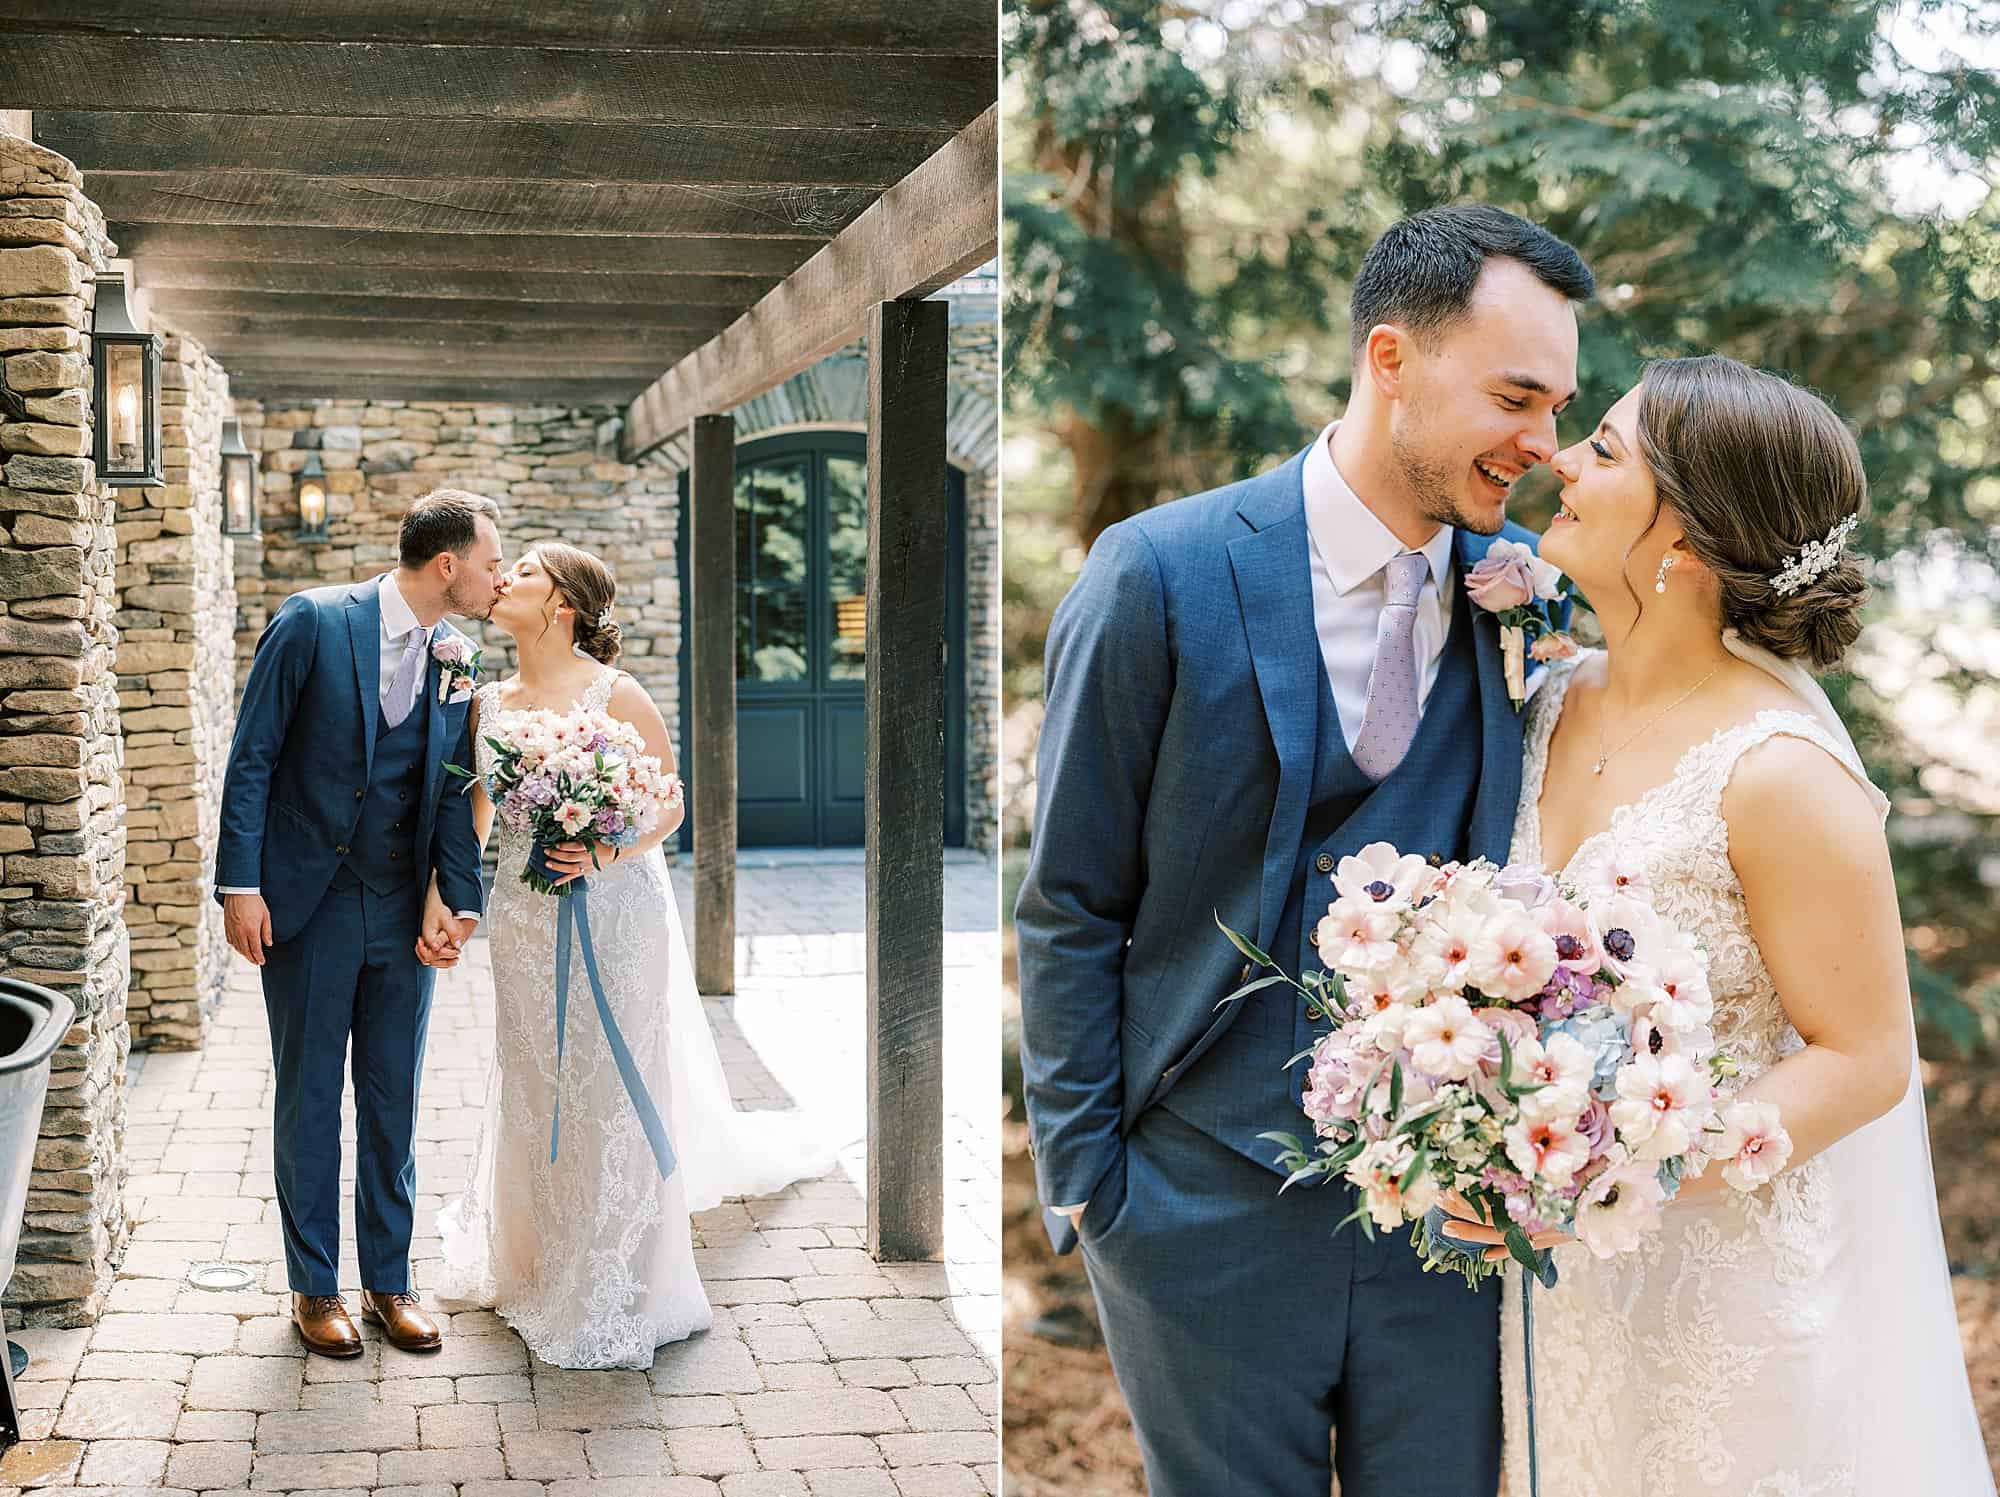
left=1467, top=538, right=1563, bottom=613
left=1465, top=553, right=1534, bottom=611
left=1531, top=632, right=1580, bottom=663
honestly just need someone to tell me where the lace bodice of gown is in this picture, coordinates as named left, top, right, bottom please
left=1511, top=654, right=1849, bottom=1083
left=1500, top=653, right=1864, bottom=1497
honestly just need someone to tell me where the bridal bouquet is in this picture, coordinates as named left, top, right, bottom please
left=1220, top=843, right=1791, bottom=1286
left=452, top=707, right=682, bottom=897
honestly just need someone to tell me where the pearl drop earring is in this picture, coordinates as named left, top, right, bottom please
left=1655, top=555, right=1677, bottom=594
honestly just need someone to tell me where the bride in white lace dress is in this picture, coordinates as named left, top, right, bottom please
left=432, top=543, right=836, bottom=1369
left=1443, top=358, right=1989, bottom=1494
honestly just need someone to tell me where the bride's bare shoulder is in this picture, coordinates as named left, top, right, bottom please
left=1721, top=728, right=1882, bottom=855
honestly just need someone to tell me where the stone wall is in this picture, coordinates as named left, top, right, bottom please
left=231, top=399, right=680, bottom=733
left=115, top=332, right=235, bottom=1048
left=0, top=130, right=132, bottom=1326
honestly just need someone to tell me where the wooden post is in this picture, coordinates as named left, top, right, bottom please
left=865, top=298, right=948, bottom=1261
left=0, top=112, right=28, bottom=141
left=689, top=413, right=737, bottom=997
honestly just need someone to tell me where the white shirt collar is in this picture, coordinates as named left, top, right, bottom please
left=378, top=571, right=427, bottom=642
left=1301, top=421, right=1456, bottom=595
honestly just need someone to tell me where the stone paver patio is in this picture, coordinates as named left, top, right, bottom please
left=0, top=855, right=998, bottom=1495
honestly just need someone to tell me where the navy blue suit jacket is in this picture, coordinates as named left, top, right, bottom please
left=1014, top=445, right=1537, bottom=1248
left=214, top=577, right=485, bottom=943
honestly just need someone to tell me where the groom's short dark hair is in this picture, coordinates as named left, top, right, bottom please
left=400, top=488, right=501, bottom=568
left=1350, top=204, right=1594, bottom=358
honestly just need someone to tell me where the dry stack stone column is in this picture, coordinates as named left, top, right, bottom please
left=0, top=130, right=132, bottom=1325
left=115, top=333, right=235, bottom=1048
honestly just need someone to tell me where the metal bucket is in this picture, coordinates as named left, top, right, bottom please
left=0, top=977, right=76, bottom=1448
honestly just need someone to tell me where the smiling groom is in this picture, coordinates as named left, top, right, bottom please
left=1016, top=206, right=1595, bottom=1496
left=214, top=490, right=503, bottom=1358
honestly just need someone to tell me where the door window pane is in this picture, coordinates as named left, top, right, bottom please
left=825, top=455, right=868, bottom=682
left=736, top=461, right=809, bottom=683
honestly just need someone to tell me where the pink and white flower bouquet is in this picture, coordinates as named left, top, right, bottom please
left=450, top=707, right=681, bottom=897
left=1219, top=842, right=1791, bottom=1286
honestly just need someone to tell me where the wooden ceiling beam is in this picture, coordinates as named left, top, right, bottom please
left=0, top=2, right=996, bottom=54
left=110, top=225, right=812, bottom=277
left=128, top=265, right=782, bottom=307
left=233, top=380, right=643, bottom=406
left=38, top=112, right=953, bottom=188
left=0, top=36, right=995, bottom=130
left=89, top=172, right=875, bottom=240
left=151, top=301, right=738, bottom=336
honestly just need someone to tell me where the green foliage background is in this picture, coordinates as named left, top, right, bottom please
left=1003, top=0, right=2000, bottom=1051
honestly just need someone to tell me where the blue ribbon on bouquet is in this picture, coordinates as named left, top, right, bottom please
left=533, top=843, right=677, bottom=1181
left=1423, top=1206, right=1554, bottom=1497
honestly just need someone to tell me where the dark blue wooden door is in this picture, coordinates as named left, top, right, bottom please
left=677, top=432, right=967, bottom=849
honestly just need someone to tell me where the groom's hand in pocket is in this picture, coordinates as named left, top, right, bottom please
left=223, top=893, right=274, bottom=966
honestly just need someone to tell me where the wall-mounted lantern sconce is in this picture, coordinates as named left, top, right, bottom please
left=296, top=451, right=330, bottom=543
left=219, top=419, right=259, bottom=537
left=91, top=274, right=163, bottom=488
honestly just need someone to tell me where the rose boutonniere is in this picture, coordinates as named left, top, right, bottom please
left=433, top=631, right=481, bottom=705
left=1466, top=538, right=1583, bottom=708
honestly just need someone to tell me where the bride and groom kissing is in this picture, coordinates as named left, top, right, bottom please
left=215, top=490, right=830, bottom=1371
left=1016, top=205, right=1992, bottom=1494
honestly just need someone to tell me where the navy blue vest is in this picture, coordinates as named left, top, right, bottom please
left=1162, top=576, right=1487, bottom=1171
left=343, top=680, right=428, bottom=896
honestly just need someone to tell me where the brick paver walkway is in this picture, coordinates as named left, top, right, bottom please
left=0, top=855, right=999, bottom=1495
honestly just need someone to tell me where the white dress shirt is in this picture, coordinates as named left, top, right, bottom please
left=1302, top=422, right=1457, bottom=749
left=375, top=569, right=433, bottom=722
left=218, top=574, right=478, bottom=924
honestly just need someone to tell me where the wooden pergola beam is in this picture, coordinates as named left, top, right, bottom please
left=166, top=328, right=717, bottom=365
left=149, top=298, right=740, bottom=334
left=213, top=350, right=682, bottom=379
left=0, top=1, right=997, bottom=53
left=0, top=36, right=993, bottom=130
left=39, top=112, right=954, bottom=189
left=864, top=297, right=949, bottom=1262
left=123, top=264, right=789, bottom=307
left=230, top=379, right=646, bottom=405
left=88, top=173, right=875, bottom=240
left=113, top=228, right=810, bottom=278
left=621, top=103, right=996, bottom=462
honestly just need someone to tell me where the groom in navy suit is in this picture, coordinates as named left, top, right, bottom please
left=1017, top=206, right=1594, bottom=1495
left=215, top=490, right=502, bottom=1357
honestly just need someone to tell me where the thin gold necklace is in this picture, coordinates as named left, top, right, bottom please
left=1592, top=665, right=1723, bottom=776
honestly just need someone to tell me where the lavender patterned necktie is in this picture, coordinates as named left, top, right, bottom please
left=1350, top=551, right=1429, bottom=782
left=382, top=626, right=428, bottom=729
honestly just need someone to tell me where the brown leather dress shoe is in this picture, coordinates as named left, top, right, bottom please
left=360, top=1288, right=443, bottom=1351
left=291, top=1292, right=363, bottom=1358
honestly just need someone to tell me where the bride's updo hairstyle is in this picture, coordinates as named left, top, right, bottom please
left=536, top=542, right=622, bottom=665
left=1636, top=354, right=1869, bottom=672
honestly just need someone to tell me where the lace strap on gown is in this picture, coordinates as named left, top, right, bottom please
left=582, top=668, right=619, bottom=714
left=1682, top=707, right=1875, bottom=814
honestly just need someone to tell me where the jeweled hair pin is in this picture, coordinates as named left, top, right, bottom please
left=1769, top=514, right=1860, bottom=597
